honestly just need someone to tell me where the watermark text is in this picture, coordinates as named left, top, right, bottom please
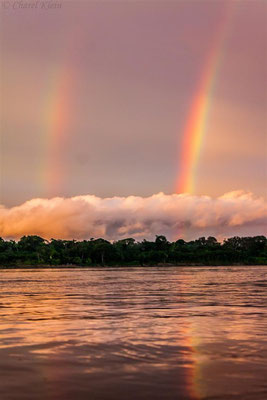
left=2, top=1, right=62, bottom=10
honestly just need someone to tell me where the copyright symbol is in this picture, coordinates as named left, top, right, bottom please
left=2, top=1, right=10, bottom=9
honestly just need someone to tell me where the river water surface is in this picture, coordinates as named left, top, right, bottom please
left=0, top=266, right=266, bottom=400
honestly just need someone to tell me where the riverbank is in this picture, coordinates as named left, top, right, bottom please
left=1, top=235, right=266, bottom=267
left=1, top=262, right=266, bottom=269
left=1, top=235, right=266, bottom=268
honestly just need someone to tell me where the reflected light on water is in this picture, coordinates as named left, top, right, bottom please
left=0, top=266, right=267, bottom=400
left=179, top=320, right=201, bottom=400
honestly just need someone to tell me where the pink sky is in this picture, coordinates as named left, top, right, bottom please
left=0, top=0, right=266, bottom=239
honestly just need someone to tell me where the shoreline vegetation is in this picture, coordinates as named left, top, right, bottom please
left=0, top=235, right=266, bottom=267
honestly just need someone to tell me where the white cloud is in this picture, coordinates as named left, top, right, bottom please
left=0, top=191, right=266, bottom=241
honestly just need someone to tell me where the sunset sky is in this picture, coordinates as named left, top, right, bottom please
left=1, top=0, right=266, bottom=240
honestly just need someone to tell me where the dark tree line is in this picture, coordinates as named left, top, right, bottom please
left=0, top=235, right=266, bottom=266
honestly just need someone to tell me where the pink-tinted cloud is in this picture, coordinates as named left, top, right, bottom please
left=0, top=191, right=266, bottom=241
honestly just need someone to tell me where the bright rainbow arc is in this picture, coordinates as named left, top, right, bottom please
left=176, top=3, right=236, bottom=194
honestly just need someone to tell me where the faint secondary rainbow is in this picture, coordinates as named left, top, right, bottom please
left=176, top=3, right=236, bottom=194
left=42, top=66, right=72, bottom=198
left=41, top=25, right=81, bottom=198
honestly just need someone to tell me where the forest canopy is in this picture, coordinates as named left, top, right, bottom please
left=0, top=235, right=266, bottom=266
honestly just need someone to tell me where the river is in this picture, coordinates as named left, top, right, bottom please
left=0, top=266, right=266, bottom=399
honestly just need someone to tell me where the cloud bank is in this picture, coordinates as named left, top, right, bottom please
left=0, top=191, right=266, bottom=241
